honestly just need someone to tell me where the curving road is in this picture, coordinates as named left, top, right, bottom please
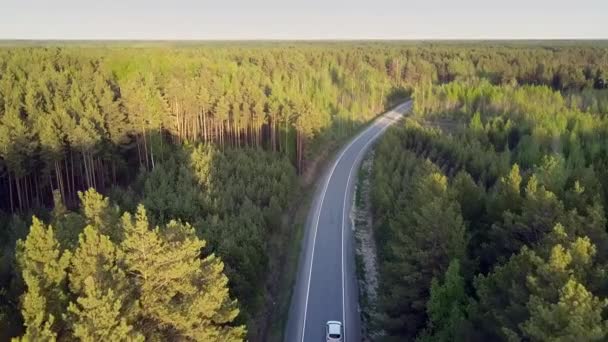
left=284, top=101, right=411, bottom=342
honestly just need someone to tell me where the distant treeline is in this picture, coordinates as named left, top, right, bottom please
left=0, top=44, right=607, bottom=212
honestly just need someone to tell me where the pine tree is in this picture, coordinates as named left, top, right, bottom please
left=380, top=172, right=467, bottom=339
left=474, top=224, right=608, bottom=341
left=418, top=259, right=467, bottom=342
left=66, top=277, right=143, bottom=342
left=77, top=189, right=120, bottom=241
left=15, top=218, right=71, bottom=340
left=121, top=206, right=245, bottom=340
left=488, top=163, right=522, bottom=220
left=68, top=226, right=126, bottom=298
left=485, top=175, right=564, bottom=267
left=522, top=278, right=608, bottom=341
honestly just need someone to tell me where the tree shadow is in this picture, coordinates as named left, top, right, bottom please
left=0, top=88, right=411, bottom=340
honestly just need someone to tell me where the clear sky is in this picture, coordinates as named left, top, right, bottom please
left=1, top=0, right=607, bottom=40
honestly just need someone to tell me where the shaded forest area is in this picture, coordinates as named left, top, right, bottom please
left=372, top=79, right=608, bottom=340
left=0, top=42, right=607, bottom=340
left=1, top=42, right=607, bottom=212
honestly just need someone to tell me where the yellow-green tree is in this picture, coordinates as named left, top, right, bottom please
left=15, top=218, right=71, bottom=341
left=14, top=192, right=245, bottom=341
left=121, top=206, right=245, bottom=341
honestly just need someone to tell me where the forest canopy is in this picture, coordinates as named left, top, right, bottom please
left=371, top=77, right=608, bottom=341
left=1, top=41, right=607, bottom=341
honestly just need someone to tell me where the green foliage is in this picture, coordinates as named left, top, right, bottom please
left=15, top=218, right=71, bottom=338
left=372, top=74, right=608, bottom=340
left=0, top=44, right=409, bottom=214
left=118, top=144, right=296, bottom=327
left=2, top=42, right=608, bottom=341
left=417, top=259, right=467, bottom=342
left=13, top=191, right=245, bottom=341
left=474, top=224, right=608, bottom=341
left=66, top=278, right=142, bottom=342
left=121, top=206, right=245, bottom=340
left=373, top=141, right=467, bottom=339
left=522, top=278, right=608, bottom=341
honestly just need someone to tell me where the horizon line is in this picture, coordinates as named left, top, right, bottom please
left=1, top=37, right=607, bottom=42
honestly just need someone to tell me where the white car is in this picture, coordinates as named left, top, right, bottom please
left=326, top=321, right=343, bottom=342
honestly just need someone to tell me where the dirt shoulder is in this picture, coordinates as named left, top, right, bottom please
left=352, top=150, right=383, bottom=341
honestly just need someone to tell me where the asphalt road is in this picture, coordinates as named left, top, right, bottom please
left=284, top=101, right=411, bottom=342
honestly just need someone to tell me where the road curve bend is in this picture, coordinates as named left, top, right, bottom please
left=284, top=101, right=412, bottom=342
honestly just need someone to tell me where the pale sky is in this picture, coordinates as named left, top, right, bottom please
left=1, top=0, right=607, bottom=40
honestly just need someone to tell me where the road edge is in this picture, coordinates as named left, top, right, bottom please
left=282, top=100, right=411, bottom=342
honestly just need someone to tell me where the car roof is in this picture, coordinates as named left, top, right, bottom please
left=327, top=321, right=342, bottom=335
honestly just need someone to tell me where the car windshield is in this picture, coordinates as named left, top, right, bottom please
left=329, top=333, right=341, bottom=338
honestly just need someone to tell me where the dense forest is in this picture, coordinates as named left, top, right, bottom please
left=372, top=76, right=608, bottom=340
left=0, top=43, right=402, bottom=340
left=1, top=42, right=607, bottom=340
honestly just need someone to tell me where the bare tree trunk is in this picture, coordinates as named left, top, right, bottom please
left=97, top=158, right=104, bottom=191
left=34, top=174, right=40, bottom=206
left=222, top=120, right=226, bottom=149
left=82, top=152, right=88, bottom=189
left=276, top=118, right=281, bottom=153
left=8, top=172, right=14, bottom=212
left=93, top=157, right=100, bottom=191
left=175, top=100, right=181, bottom=142
left=112, top=160, right=117, bottom=185
left=259, top=117, right=263, bottom=148
left=90, top=155, right=95, bottom=192
left=16, top=176, right=23, bottom=211
left=55, top=161, right=65, bottom=205
left=27, top=175, right=33, bottom=209
left=64, top=156, right=71, bottom=203
left=48, top=173, right=54, bottom=206
left=202, top=107, right=208, bottom=142
left=136, top=137, right=143, bottom=168
left=228, top=120, right=233, bottom=148
left=142, top=122, right=149, bottom=170
left=91, top=154, right=97, bottom=189
left=159, top=125, right=164, bottom=165
left=285, top=119, right=289, bottom=158
left=149, top=130, right=155, bottom=170
left=296, top=131, right=303, bottom=174
left=70, top=150, right=76, bottom=199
